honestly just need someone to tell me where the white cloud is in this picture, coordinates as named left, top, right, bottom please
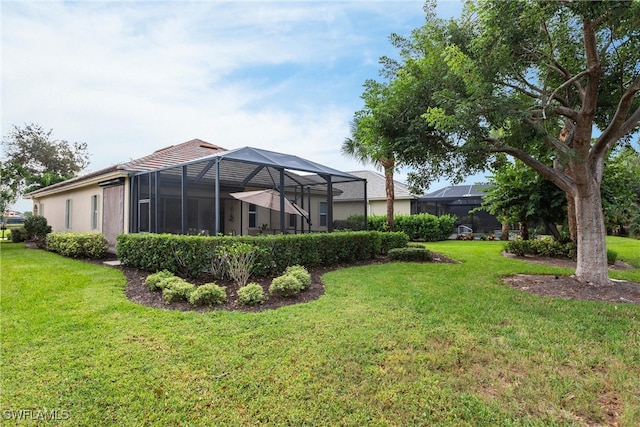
left=2, top=1, right=465, bottom=211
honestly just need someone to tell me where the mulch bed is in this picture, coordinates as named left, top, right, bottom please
left=94, top=251, right=640, bottom=311
left=501, top=253, right=640, bottom=305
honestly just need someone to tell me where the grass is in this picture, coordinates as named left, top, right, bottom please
left=1, top=237, right=639, bottom=426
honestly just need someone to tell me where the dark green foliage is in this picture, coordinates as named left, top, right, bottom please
left=23, top=215, right=51, bottom=246
left=379, top=232, right=409, bottom=255
left=388, top=247, right=433, bottom=262
left=46, top=232, right=108, bottom=259
left=10, top=227, right=27, bottom=243
left=366, top=214, right=455, bottom=241
left=116, top=231, right=399, bottom=278
left=189, top=283, right=227, bottom=306
left=505, top=237, right=576, bottom=260
left=237, top=283, right=266, bottom=305
left=607, top=250, right=618, bottom=266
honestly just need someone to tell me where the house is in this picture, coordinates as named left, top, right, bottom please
left=332, top=170, right=418, bottom=220
left=416, top=184, right=500, bottom=234
left=25, top=139, right=366, bottom=250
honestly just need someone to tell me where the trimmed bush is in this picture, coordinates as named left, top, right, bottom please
left=162, top=278, right=195, bottom=303
left=505, top=237, right=577, bottom=260
left=46, top=232, right=108, bottom=259
left=23, top=215, right=51, bottom=247
left=10, top=227, right=28, bottom=243
left=145, top=270, right=175, bottom=291
left=388, top=247, right=433, bottom=262
left=269, top=274, right=303, bottom=297
left=365, top=213, right=456, bottom=241
left=237, top=283, right=266, bottom=306
left=380, top=232, right=409, bottom=255
left=189, top=283, right=227, bottom=306
left=116, top=231, right=392, bottom=278
left=284, top=265, right=311, bottom=290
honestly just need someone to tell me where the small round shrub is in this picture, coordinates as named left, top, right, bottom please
left=189, top=283, right=227, bottom=306
left=162, top=278, right=195, bottom=303
left=269, top=274, right=303, bottom=297
left=10, top=227, right=28, bottom=243
left=145, top=270, right=175, bottom=291
left=388, top=247, right=433, bottom=262
left=237, top=282, right=266, bottom=305
left=284, top=265, right=311, bottom=290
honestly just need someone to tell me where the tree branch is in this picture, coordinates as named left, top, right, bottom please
left=593, top=75, right=640, bottom=157
left=485, top=139, right=575, bottom=195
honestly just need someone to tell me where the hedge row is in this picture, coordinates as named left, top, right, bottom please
left=116, top=231, right=409, bottom=278
left=46, top=232, right=109, bottom=259
left=341, top=213, right=456, bottom=241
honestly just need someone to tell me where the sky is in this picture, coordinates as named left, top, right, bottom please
left=2, top=0, right=469, bottom=212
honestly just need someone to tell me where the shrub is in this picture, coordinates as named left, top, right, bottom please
left=10, top=227, right=27, bottom=243
left=189, top=283, right=227, bottom=306
left=145, top=270, right=175, bottom=291
left=269, top=274, right=303, bottom=297
left=162, top=278, right=195, bottom=303
left=505, top=237, right=576, bottom=260
left=23, top=215, right=51, bottom=247
left=223, top=242, right=264, bottom=287
left=237, top=283, right=266, bottom=305
left=284, top=265, right=311, bottom=290
left=505, top=239, right=533, bottom=257
left=379, top=232, right=409, bottom=255
left=607, top=249, right=618, bottom=265
left=388, top=247, right=433, bottom=262
left=46, top=232, right=108, bottom=259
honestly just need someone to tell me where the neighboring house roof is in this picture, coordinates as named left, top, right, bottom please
left=418, top=184, right=491, bottom=202
left=333, top=170, right=418, bottom=201
left=25, top=139, right=227, bottom=198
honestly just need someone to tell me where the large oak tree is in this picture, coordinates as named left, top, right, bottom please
left=388, top=0, right=639, bottom=285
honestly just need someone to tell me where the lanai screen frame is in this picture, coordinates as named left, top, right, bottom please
left=129, top=146, right=368, bottom=235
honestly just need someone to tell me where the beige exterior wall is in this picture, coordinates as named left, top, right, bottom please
left=28, top=172, right=130, bottom=239
left=334, top=198, right=413, bottom=220
left=32, top=185, right=102, bottom=233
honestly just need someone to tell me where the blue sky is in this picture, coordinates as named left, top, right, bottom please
left=2, top=1, right=467, bottom=211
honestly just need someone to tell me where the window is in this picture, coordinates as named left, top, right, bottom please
left=289, top=213, right=296, bottom=229
left=91, top=195, right=99, bottom=230
left=319, top=201, right=327, bottom=227
left=65, top=199, right=72, bottom=229
left=248, top=203, right=257, bottom=228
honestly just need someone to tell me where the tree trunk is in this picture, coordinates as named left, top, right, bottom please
left=382, top=158, right=395, bottom=232
left=573, top=183, right=610, bottom=285
left=519, top=222, right=529, bottom=240
left=500, top=221, right=510, bottom=241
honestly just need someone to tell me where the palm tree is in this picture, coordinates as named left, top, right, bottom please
left=342, top=120, right=397, bottom=231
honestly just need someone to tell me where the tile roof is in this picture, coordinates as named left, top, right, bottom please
left=123, top=139, right=226, bottom=172
left=25, top=139, right=227, bottom=196
left=333, top=170, right=417, bottom=201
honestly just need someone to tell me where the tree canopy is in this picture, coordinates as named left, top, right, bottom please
left=357, top=0, right=639, bottom=285
left=1, top=124, right=90, bottom=206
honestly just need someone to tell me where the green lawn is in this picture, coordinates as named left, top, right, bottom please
left=1, top=237, right=639, bottom=426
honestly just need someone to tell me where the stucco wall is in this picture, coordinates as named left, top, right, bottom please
left=32, top=185, right=102, bottom=233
